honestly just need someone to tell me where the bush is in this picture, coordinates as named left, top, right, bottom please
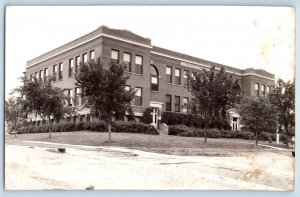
left=112, top=121, right=158, bottom=135
left=162, top=112, right=231, bottom=130
left=89, top=121, right=107, bottom=132
left=141, top=108, right=152, bottom=124
left=168, top=125, right=252, bottom=139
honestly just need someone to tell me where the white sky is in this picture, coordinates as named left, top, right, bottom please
left=5, top=6, right=295, bottom=98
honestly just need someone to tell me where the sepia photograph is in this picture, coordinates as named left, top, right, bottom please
left=4, top=6, right=295, bottom=190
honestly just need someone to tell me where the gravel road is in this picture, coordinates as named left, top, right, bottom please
left=5, top=143, right=294, bottom=190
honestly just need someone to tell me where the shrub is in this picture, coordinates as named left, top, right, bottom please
left=168, top=125, right=252, bottom=140
left=89, top=121, right=108, bottom=132
left=141, top=108, right=152, bottom=124
left=162, top=112, right=230, bottom=130
left=112, top=121, right=158, bottom=135
left=127, top=107, right=135, bottom=122
left=169, top=125, right=195, bottom=137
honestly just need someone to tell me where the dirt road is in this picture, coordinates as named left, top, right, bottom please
left=5, top=143, right=294, bottom=190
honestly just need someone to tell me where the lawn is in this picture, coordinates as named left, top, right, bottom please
left=5, top=131, right=273, bottom=156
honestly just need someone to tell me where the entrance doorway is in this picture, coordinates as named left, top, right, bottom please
left=151, top=107, right=158, bottom=127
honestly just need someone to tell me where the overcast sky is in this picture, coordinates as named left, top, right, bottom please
left=5, top=6, right=295, bottom=98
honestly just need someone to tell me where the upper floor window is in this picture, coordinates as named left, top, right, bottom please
left=75, top=56, right=80, bottom=74
left=69, top=58, right=74, bottom=77
left=111, top=49, right=119, bottom=63
left=175, top=68, right=181, bottom=85
left=151, top=65, right=159, bottom=91
left=83, top=53, right=88, bottom=63
left=175, top=96, right=180, bottom=112
left=44, top=68, right=48, bottom=83
left=135, top=55, right=143, bottom=74
left=183, top=70, right=189, bottom=85
left=166, top=66, right=172, bottom=83
left=166, top=94, right=172, bottom=112
left=53, top=65, right=57, bottom=82
left=90, top=50, right=95, bottom=60
left=134, top=87, right=142, bottom=106
left=74, top=87, right=80, bottom=106
left=183, top=97, right=189, bottom=113
left=261, top=85, right=265, bottom=96
left=35, top=72, right=38, bottom=80
left=255, top=83, right=259, bottom=97
left=68, top=89, right=73, bottom=106
left=267, top=86, right=270, bottom=94
left=58, top=62, right=63, bottom=80
left=123, top=52, right=131, bottom=72
left=39, top=70, right=43, bottom=82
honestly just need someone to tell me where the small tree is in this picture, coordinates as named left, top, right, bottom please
left=187, top=66, right=241, bottom=143
left=269, top=79, right=295, bottom=140
left=127, top=107, right=135, bottom=122
left=75, top=57, right=136, bottom=143
left=237, top=96, right=277, bottom=145
left=141, top=108, right=152, bottom=124
left=5, top=96, right=25, bottom=137
left=14, top=76, right=72, bottom=138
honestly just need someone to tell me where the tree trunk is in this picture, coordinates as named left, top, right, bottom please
left=255, top=130, right=258, bottom=145
left=48, top=117, right=52, bottom=138
left=108, top=114, right=112, bottom=144
left=14, top=118, right=17, bottom=138
left=204, top=122, right=207, bottom=143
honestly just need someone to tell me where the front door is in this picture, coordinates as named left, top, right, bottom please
left=151, top=107, right=158, bottom=127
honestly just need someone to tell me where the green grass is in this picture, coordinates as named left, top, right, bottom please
left=5, top=131, right=273, bottom=156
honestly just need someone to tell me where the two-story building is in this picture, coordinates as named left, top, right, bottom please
left=25, top=26, right=275, bottom=130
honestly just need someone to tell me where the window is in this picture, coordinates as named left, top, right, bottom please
left=35, top=72, right=38, bottom=80
left=175, top=68, right=181, bottom=85
left=183, top=97, right=189, bottom=113
left=80, top=115, right=85, bottom=122
left=166, top=66, right=172, bottom=83
left=74, top=87, right=80, bottom=106
left=81, top=88, right=86, bottom=105
left=75, top=56, right=80, bottom=73
left=53, top=65, right=57, bottom=82
left=83, top=53, right=88, bottom=63
left=68, top=89, right=73, bottom=106
left=191, top=72, right=196, bottom=80
left=134, top=87, right=142, bottom=106
left=90, top=50, right=95, bottom=60
left=111, top=49, right=119, bottom=63
left=87, top=114, right=91, bottom=122
left=135, top=55, right=143, bottom=74
left=44, top=68, right=48, bottom=82
left=175, top=96, right=180, bottom=112
left=30, top=74, right=33, bottom=81
left=151, top=65, right=159, bottom=91
left=166, top=95, right=172, bottom=112
left=69, top=58, right=74, bottom=77
left=123, top=52, right=131, bottom=72
left=58, top=63, right=63, bottom=80
left=73, top=116, right=77, bottom=123
left=267, top=86, right=270, bottom=94
left=261, top=85, right=265, bottom=96
left=255, top=83, right=259, bottom=96
left=39, top=70, right=43, bottom=82
left=183, top=70, right=189, bottom=85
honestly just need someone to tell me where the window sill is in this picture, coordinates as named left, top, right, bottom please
left=167, top=83, right=184, bottom=87
left=124, top=71, right=143, bottom=76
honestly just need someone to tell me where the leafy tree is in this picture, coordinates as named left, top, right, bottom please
left=5, top=96, right=26, bottom=137
left=141, top=108, right=152, bottom=124
left=127, top=107, right=136, bottom=122
left=237, top=96, right=277, bottom=145
left=14, top=76, right=72, bottom=138
left=187, top=66, right=241, bottom=143
left=75, top=57, right=136, bottom=143
left=269, top=79, right=295, bottom=139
